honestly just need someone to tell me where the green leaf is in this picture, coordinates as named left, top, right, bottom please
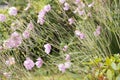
left=94, top=58, right=101, bottom=64
left=106, top=57, right=112, bottom=66
left=107, top=69, right=113, bottom=80
left=116, top=75, right=120, bottom=80
left=117, top=63, right=120, bottom=70
left=111, top=62, right=117, bottom=70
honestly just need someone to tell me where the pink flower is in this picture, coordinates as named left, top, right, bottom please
left=23, top=30, right=30, bottom=39
left=75, top=0, right=81, bottom=4
left=4, top=39, right=15, bottom=48
left=59, top=0, right=66, bottom=4
left=37, top=4, right=51, bottom=25
left=65, top=54, right=70, bottom=61
left=64, top=61, right=71, bottom=69
left=10, top=32, right=22, bottom=46
left=35, top=57, right=43, bottom=68
left=63, top=3, right=69, bottom=11
left=37, top=10, right=46, bottom=25
left=23, top=58, right=34, bottom=70
left=62, top=45, right=68, bottom=51
left=68, top=18, right=74, bottom=25
left=75, top=30, right=85, bottom=39
left=8, top=7, right=18, bottom=16
left=5, top=57, right=15, bottom=66
left=58, top=64, right=66, bottom=73
left=37, top=17, right=45, bottom=25
left=0, top=14, right=6, bottom=22
left=88, top=2, right=94, bottom=8
left=38, top=10, right=46, bottom=18
left=44, top=43, right=51, bottom=54
left=78, top=10, right=85, bottom=16
left=4, top=32, right=22, bottom=48
left=79, top=33, right=85, bottom=39
left=94, top=26, right=101, bottom=36
left=44, top=4, right=51, bottom=12
left=27, top=21, right=34, bottom=31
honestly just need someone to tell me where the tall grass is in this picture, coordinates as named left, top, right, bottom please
left=0, top=0, right=120, bottom=79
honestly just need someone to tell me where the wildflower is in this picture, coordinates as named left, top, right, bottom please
left=63, top=3, right=69, bottom=11
left=23, top=58, right=34, bottom=70
left=24, top=3, right=31, bottom=11
left=38, top=10, right=46, bottom=18
left=65, top=54, right=70, bottom=61
left=64, top=61, right=71, bottom=68
left=44, top=4, right=51, bottom=12
left=58, top=64, right=66, bottom=73
left=5, top=57, right=15, bottom=66
left=59, top=0, right=66, bottom=4
left=27, top=21, right=34, bottom=31
left=37, top=17, right=45, bottom=25
left=68, top=18, right=74, bottom=25
left=8, top=7, right=18, bottom=16
left=78, top=10, right=85, bottom=16
left=3, top=32, right=22, bottom=48
left=79, top=33, right=85, bottom=39
left=44, top=43, right=51, bottom=54
left=75, top=30, right=85, bottom=39
left=0, top=14, right=6, bottom=22
left=94, top=26, right=101, bottom=36
left=75, top=0, right=81, bottom=4
left=37, top=4, right=51, bottom=25
left=10, top=32, right=22, bottom=47
left=35, top=57, right=43, bottom=68
left=88, top=2, right=94, bottom=8
left=23, top=30, right=30, bottom=39
left=37, top=10, right=46, bottom=25
left=62, top=45, right=68, bottom=51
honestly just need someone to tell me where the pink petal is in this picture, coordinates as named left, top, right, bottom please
left=0, top=14, right=6, bottom=22
left=44, top=43, right=51, bottom=54
left=8, top=7, right=18, bottom=16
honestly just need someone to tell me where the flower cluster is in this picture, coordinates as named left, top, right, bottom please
left=58, top=54, right=71, bottom=73
left=23, top=21, right=34, bottom=39
left=23, top=57, right=43, bottom=70
left=37, top=4, right=51, bottom=25
left=3, top=32, right=22, bottom=48
left=75, top=30, right=85, bottom=39
left=59, top=0, right=70, bottom=11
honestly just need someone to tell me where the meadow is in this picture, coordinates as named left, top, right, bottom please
left=0, top=0, right=120, bottom=80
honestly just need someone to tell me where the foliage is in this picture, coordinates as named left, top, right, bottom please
left=84, top=54, right=120, bottom=80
